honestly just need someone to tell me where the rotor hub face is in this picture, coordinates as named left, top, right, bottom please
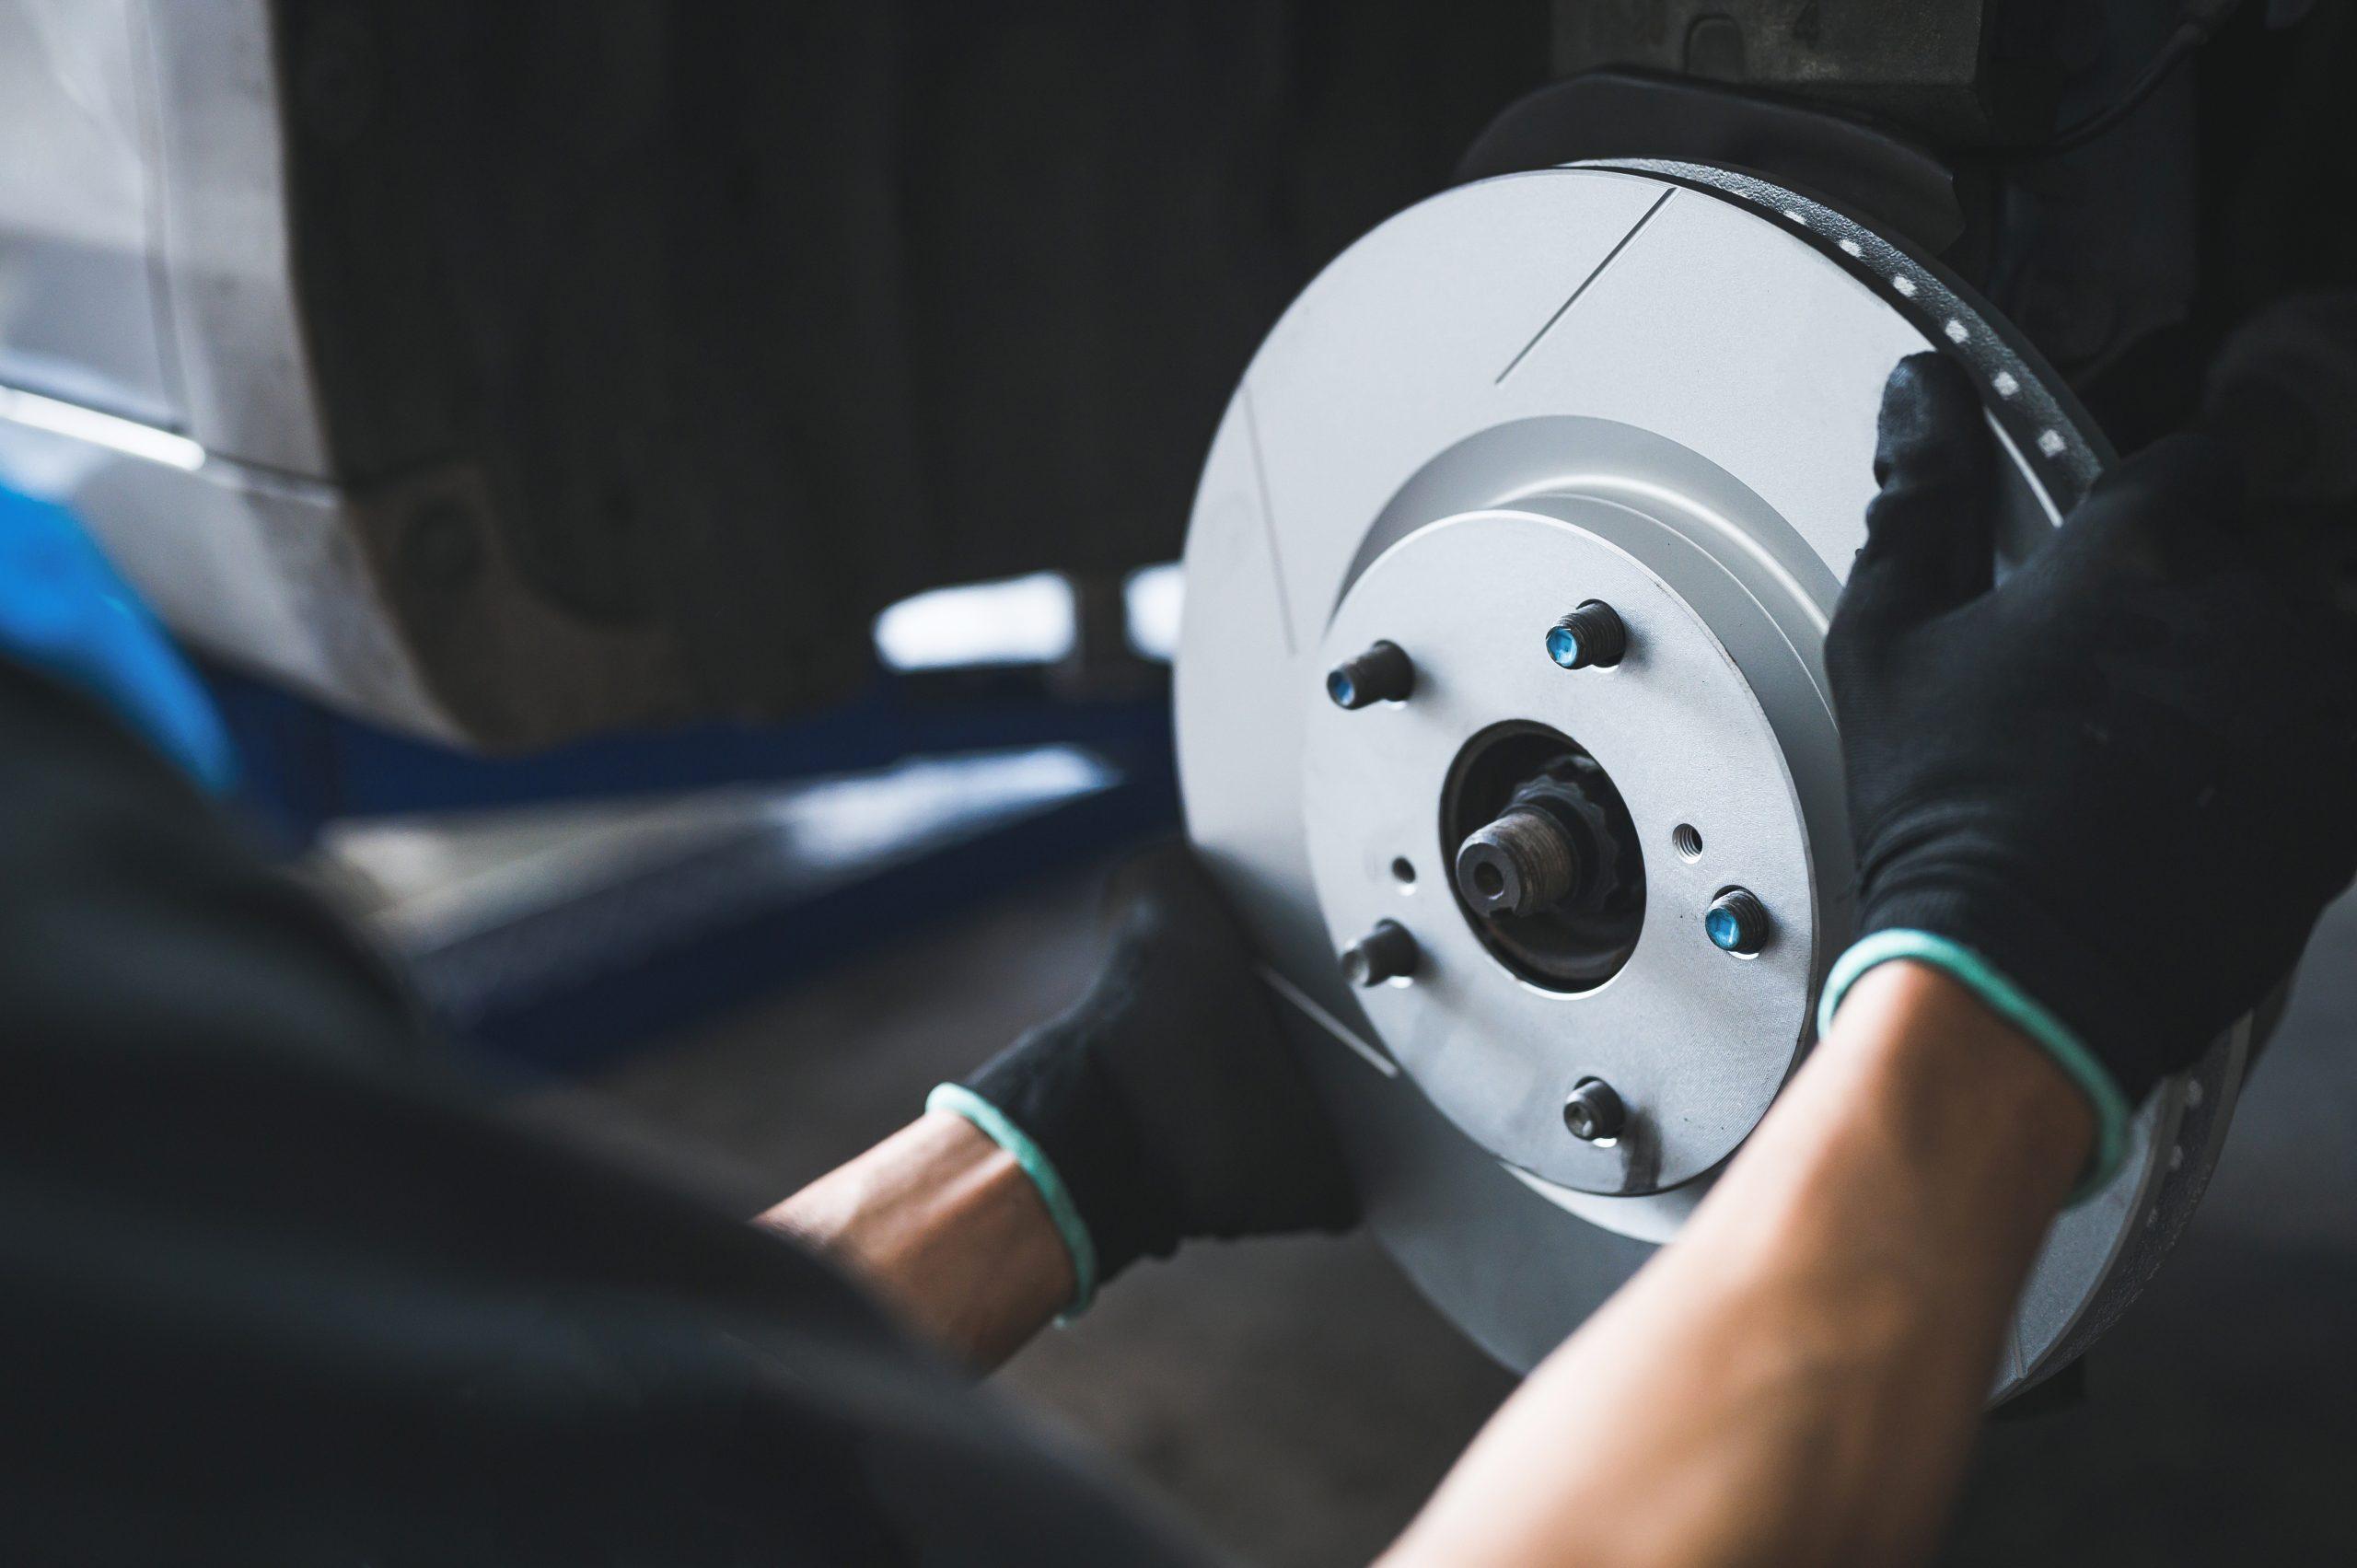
left=1175, top=161, right=2244, bottom=1396
left=1302, top=505, right=1821, bottom=1194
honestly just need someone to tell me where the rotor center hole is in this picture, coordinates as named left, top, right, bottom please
left=1442, top=722, right=1646, bottom=993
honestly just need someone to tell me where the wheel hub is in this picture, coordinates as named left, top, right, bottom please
left=1302, top=503, right=1825, bottom=1196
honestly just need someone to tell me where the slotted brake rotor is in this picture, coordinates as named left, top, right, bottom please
left=1175, top=161, right=2247, bottom=1399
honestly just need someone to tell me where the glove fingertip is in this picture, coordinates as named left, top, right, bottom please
left=1835, top=354, right=1998, bottom=645
left=1875, top=352, right=1993, bottom=489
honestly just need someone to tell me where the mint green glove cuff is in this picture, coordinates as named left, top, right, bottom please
left=925, top=1083, right=1100, bottom=1317
left=1816, top=930, right=2132, bottom=1204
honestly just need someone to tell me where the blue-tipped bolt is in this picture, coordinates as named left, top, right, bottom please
left=1545, top=601, right=1627, bottom=669
left=1326, top=640, right=1415, bottom=709
left=1340, top=919, right=1420, bottom=986
left=1704, top=888, right=1769, bottom=955
left=1562, top=1078, right=1626, bottom=1142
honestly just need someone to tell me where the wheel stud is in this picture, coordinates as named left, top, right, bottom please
left=1340, top=919, right=1419, bottom=986
left=1704, top=888, right=1769, bottom=955
left=1326, top=640, right=1415, bottom=708
left=1545, top=600, right=1627, bottom=669
left=1562, top=1078, right=1626, bottom=1142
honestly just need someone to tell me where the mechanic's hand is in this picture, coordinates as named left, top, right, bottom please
left=1822, top=353, right=2357, bottom=1178
left=933, top=842, right=1357, bottom=1308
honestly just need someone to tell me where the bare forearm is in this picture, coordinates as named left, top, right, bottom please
left=761, top=1111, right=1073, bottom=1369
left=1385, top=962, right=2092, bottom=1568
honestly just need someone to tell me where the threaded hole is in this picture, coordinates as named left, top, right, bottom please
left=1672, top=823, right=1703, bottom=861
left=1390, top=857, right=1416, bottom=887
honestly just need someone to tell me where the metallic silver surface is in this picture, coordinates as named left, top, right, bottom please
left=1175, top=162, right=2241, bottom=1396
left=1303, top=506, right=1820, bottom=1196
left=0, top=0, right=331, bottom=468
left=0, top=0, right=179, bottom=426
left=137, top=0, right=332, bottom=473
left=0, top=0, right=422, bottom=721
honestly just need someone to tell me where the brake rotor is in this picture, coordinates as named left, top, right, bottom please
left=1175, top=160, right=2247, bottom=1398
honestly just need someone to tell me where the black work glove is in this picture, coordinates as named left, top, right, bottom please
left=1821, top=353, right=2357, bottom=1183
left=933, top=842, right=1357, bottom=1310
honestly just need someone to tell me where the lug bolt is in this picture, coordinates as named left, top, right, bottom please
left=1544, top=601, right=1627, bottom=669
left=1340, top=919, right=1419, bottom=987
left=1562, top=1078, right=1626, bottom=1142
left=1326, top=640, right=1415, bottom=709
left=1704, top=888, right=1770, bottom=955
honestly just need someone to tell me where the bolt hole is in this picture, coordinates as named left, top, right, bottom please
left=1672, top=823, right=1703, bottom=861
left=1472, top=862, right=1504, bottom=898
left=1390, top=857, right=1416, bottom=887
